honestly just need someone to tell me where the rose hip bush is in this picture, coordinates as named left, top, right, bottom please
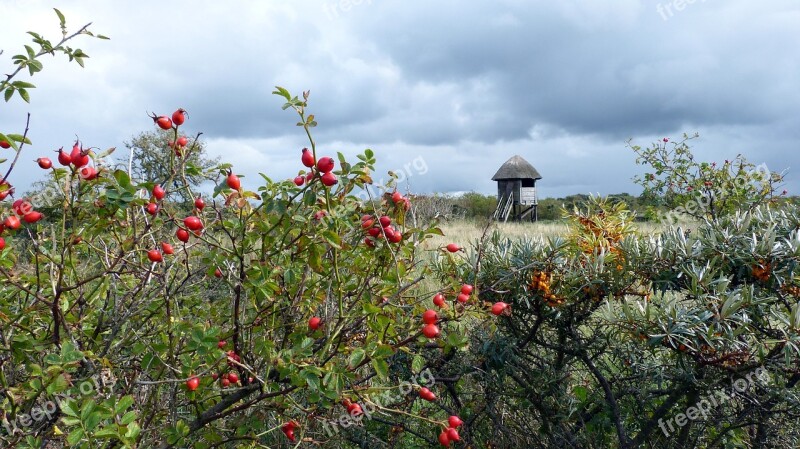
left=0, top=14, right=481, bottom=448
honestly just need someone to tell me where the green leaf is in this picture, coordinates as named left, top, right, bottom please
left=4, top=88, right=14, bottom=102
left=309, top=244, right=324, bottom=272
left=18, top=88, right=30, bottom=103
left=272, top=86, right=291, bottom=101
left=349, top=348, right=366, bottom=368
left=93, top=427, right=120, bottom=439
left=81, top=399, right=96, bottom=422
left=11, top=81, right=35, bottom=89
left=6, top=134, right=32, bottom=145
left=113, top=169, right=132, bottom=188
left=322, top=230, right=342, bottom=249
left=66, top=428, right=84, bottom=445
left=373, top=344, right=394, bottom=359
left=54, top=8, right=66, bottom=27
left=125, top=422, right=141, bottom=439
left=29, top=60, right=43, bottom=74
left=25, top=45, right=35, bottom=59
left=46, top=373, right=70, bottom=395
left=60, top=416, right=81, bottom=426
left=412, top=355, right=425, bottom=373
left=371, top=358, right=389, bottom=379
left=115, top=395, right=134, bottom=414
left=120, top=410, right=137, bottom=425
left=84, top=411, right=102, bottom=431
left=60, top=399, right=79, bottom=417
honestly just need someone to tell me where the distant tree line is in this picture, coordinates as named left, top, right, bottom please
left=410, top=192, right=798, bottom=222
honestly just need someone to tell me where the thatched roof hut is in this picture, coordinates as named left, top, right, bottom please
left=492, top=155, right=542, bottom=222
left=492, top=155, right=542, bottom=181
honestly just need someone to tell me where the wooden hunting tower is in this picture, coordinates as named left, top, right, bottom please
left=492, top=155, right=542, bottom=222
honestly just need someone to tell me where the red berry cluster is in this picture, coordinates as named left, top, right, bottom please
left=150, top=108, right=186, bottom=131
left=52, top=140, right=99, bottom=180
left=421, top=309, right=440, bottom=339
left=176, top=215, right=204, bottom=244
left=361, top=214, right=402, bottom=247
left=438, top=415, right=464, bottom=447
left=168, top=136, right=190, bottom=157
left=390, top=190, right=411, bottom=211
left=282, top=421, right=299, bottom=442
left=1, top=198, right=44, bottom=248
left=430, top=283, right=474, bottom=310
left=419, top=386, right=437, bottom=401
left=295, top=148, right=337, bottom=187
left=215, top=371, right=239, bottom=388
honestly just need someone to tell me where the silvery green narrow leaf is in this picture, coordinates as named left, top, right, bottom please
left=791, top=303, right=800, bottom=330
left=721, top=292, right=742, bottom=319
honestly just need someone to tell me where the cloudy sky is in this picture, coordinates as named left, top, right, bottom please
left=1, top=0, right=798, bottom=199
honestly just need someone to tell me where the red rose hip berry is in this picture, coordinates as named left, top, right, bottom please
left=316, top=156, right=335, bottom=173
left=301, top=147, right=315, bottom=168
left=226, top=171, right=241, bottom=191
left=186, top=376, right=200, bottom=391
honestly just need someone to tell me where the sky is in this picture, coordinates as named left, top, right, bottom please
left=1, top=0, right=798, bottom=199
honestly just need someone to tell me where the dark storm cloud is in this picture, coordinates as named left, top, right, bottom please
left=2, top=1, right=798, bottom=198
left=342, top=0, right=800, bottom=143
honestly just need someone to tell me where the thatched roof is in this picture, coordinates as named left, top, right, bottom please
left=491, top=155, right=542, bottom=181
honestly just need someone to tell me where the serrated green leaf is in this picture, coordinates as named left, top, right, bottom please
left=373, top=344, right=394, bottom=359
left=115, top=395, right=134, bottom=414
left=322, top=230, right=342, bottom=249
left=120, top=410, right=136, bottom=425
left=349, top=348, right=366, bottom=368
left=60, top=399, right=79, bottom=417
left=125, top=422, right=141, bottom=439
left=94, top=427, right=119, bottom=439
left=372, top=358, right=389, bottom=379
left=81, top=399, right=96, bottom=421
left=46, top=373, right=69, bottom=395
left=61, top=416, right=81, bottom=426
left=412, top=355, right=425, bottom=373
left=18, top=88, right=30, bottom=103
left=67, top=428, right=84, bottom=445
left=309, top=244, right=324, bottom=273
left=84, top=411, right=102, bottom=431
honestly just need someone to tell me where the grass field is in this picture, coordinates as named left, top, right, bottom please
left=424, top=219, right=669, bottom=251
